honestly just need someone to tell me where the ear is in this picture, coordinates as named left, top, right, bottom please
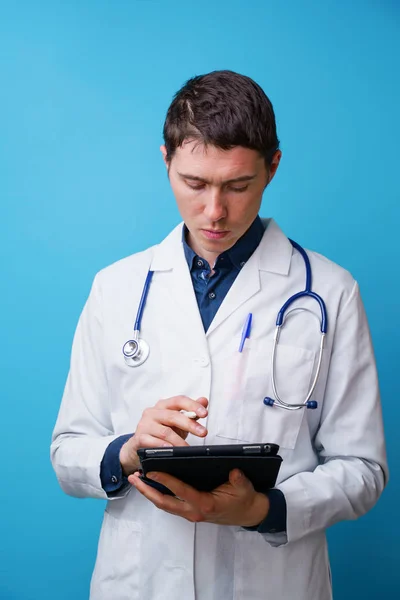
left=160, top=145, right=169, bottom=168
left=267, top=150, right=282, bottom=184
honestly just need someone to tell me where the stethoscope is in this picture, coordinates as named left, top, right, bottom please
left=263, top=239, right=327, bottom=411
left=122, top=270, right=154, bottom=367
left=122, top=239, right=327, bottom=411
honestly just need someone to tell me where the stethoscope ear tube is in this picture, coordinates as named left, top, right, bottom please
left=263, top=397, right=318, bottom=409
left=269, top=321, right=324, bottom=410
left=265, top=240, right=328, bottom=410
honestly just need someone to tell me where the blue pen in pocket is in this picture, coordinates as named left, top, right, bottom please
left=238, top=313, right=252, bottom=352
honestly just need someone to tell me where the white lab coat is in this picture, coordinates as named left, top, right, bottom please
left=51, top=219, right=388, bottom=600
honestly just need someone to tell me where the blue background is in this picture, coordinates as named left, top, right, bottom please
left=1, top=1, right=399, bottom=598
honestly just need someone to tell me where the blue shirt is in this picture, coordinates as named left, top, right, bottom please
left=100, top=216, right=286, bottom=533
left=182, top=216, right=265, bottom=332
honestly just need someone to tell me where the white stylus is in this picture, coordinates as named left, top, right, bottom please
left=180, top=410, right=198, bottom=419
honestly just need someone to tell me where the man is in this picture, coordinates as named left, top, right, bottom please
left=51, top=70, right=387, bottom=600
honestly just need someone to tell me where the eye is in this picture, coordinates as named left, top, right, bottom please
left=229, top=185, right=249, bottom=193
left=186, top=182, right=205, bottom=191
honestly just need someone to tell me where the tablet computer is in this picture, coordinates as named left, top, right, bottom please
left=137, top=443, right=282, bottom=496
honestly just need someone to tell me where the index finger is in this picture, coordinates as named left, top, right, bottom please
left=156, top=395, right=208, bottom=417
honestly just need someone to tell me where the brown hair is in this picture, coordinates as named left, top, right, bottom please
left=163, top=70, right=280, bottom=168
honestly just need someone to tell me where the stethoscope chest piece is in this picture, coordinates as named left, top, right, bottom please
left=122, top=338, right=150, bottom=367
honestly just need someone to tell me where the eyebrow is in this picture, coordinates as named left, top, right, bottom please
left=177, top=172, right=257, bottom=185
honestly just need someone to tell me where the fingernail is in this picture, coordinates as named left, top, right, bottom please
left=162, top=443, right=173, bottom=447
left=195, top=424, right=205, bottom=434
left=197, top=407, right=207, bottom=417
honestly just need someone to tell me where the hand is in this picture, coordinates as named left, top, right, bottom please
left=128, top=469, right=270, bottom=528
left=119, top=395, right=208, bottom=476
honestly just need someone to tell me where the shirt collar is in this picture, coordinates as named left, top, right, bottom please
left=182, top=215, right=266, bottom=271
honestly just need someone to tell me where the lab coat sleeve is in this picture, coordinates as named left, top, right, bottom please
left=50, top=274, right=131, bottom=500
left=265, top=281, right=388, bottom=546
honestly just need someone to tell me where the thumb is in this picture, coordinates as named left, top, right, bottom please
left=229, top=469, right=251, bottom=490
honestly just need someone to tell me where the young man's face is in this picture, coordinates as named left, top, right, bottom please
left=161, top=141, right=281, bottom=264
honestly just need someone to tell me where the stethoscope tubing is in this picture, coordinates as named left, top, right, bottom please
left=135, top=270, right=154, bottom=331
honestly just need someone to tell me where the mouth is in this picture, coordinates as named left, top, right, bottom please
left=201, top=229, right=230, bottom=240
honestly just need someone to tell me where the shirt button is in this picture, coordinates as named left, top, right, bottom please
left=194, top=356, right=209, bottom=367
left=197, top=259, right=204, bottom=267
left=208, top=292, right=216, bottom=299
left=111, top=475, right=118, bottom=484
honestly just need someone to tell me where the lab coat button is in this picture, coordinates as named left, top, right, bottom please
left=195, top=356, right=209, bottom=367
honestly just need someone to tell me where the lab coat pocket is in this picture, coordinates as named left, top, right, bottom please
left=213, top=340, right=251, bottom=442
left=90, top=511, right=142, bottom=600
left=239, top=341, right=316, bottom=449
left=216, top=339, right=315, bottom=449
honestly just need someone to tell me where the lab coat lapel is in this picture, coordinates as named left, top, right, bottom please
left=206, top=219, right=293, bottom=336
left=150, top=223, right=205, bottom=339
left=206, top=252, right=261, bottom=336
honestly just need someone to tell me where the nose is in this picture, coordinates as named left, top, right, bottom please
left=203, top=188, right=227, bottom=222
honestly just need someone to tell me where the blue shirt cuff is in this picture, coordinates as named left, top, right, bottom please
left=100, top=434, right=133, bottom=494
left=243, top=489, right=287, bottom=533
